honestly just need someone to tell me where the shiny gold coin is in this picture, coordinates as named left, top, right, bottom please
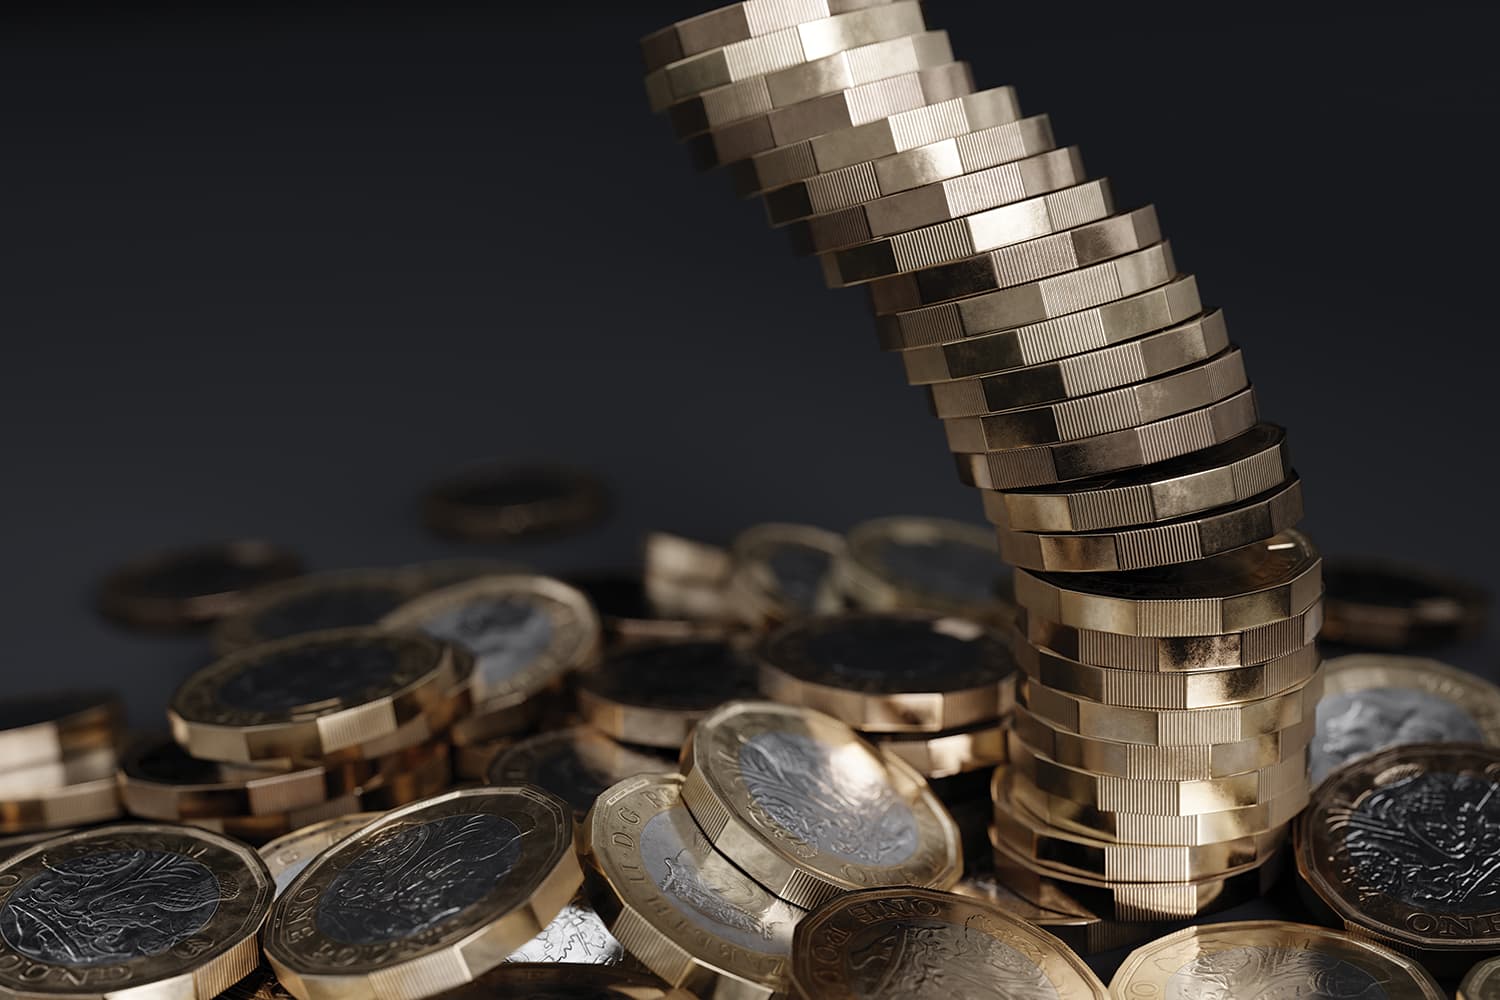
left=725, top=522, right=845, bottom=624
left=1014, top=529, right=1322, bottom=638
left=97, top=539, right=303, bottom=631
left=576, top=640, right=761, bottom=749
left=424, top=461, right=609, bottom=542
left=0, top=767, right=121, bottom=835
left=1322, top=558, right=1489, bottom=649
left=581, top=773, right=805, bottom=999
left=640, top=0, right=904, bottom=72
left=169, top=627, right=467, bottom=764
left=381, top=574, right=602, bottom=744
left=0, top=692, right=122, bottom=772
left=874, top=718, right=1007, bottom=778
left=1313, top=654, right=1500, bottom=783
left=680, top=701, right=961, bottom=908
left=757, top=612, right=1015, bottom=733
left=0, top=823, right=272, bottom=1000
left=211, top=567, right=426, bottom=653
left=486, top=726, right=674, bottom=817
left=1460, top=955, right=1500, bottom=1000
left=837, top=515, right=1013, bottom=624
left=1110, top=921, right=1446, bottom=1000
left=258, top=812, right=380, bottom=897
left=789, top=886, right=1107, bottom=999
left=265, top=786, right=581, bottom=1000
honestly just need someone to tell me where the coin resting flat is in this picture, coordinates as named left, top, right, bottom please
left=725, top=521, right=845, bottom=624
left=486, top=726, right=675, bottom=816
left=211, top=568, right=426, bottom=653
left=837, top=515, right=1012, bottom=622
left=423, top=462, right=609, bottom=542
left=575, top=639, right=761, bottom=748
left=97, top=539, right=303, bottom=631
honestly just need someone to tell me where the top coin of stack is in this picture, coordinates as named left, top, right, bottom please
left=641, top=0, right=1320, bottom=921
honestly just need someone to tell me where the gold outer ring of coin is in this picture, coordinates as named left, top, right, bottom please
left=639, top=0, right=903, bottom=72
left=0, top=823, right=273, bottom=1000
left=1019, top=670, right=1323, bottom=746
left=1460, top=955, right=1500, bottom=1000
left=679, top=700, right=961, bottom=908
left=1321, top=557, right=1490, bottom=648
left=581, top=773, right=804, bottom=999
left=258, top=812, right=380, bottom=896
left=943, top=346, right=1248, bottom=453
left=1011, top=634, right=1321, bottom=710
left=982, top=422, right=1293, bottom=533
left=1018, top=600, right=1324, bottom=672
left=724, top=521, right=846, bottom=625
left=0, top=775, right=121, bottom=835
left=0, top=692, right=122, bottom=771
left=265, top=786, right=582, bottom=1000
left=97, top=539, right=304, bottom=630
left=1110, top=921, right=1446, bottom=1000
left=836, top=515, right=1013, bottom=623
left=169, top=627, right=468, bottom=764
left=872, top=717, right=1008, bottom=778
left=1011, top=705, right=1315, bottom=781
left=789, top=886, right=1108, bottom=999
left=211, top=567, right=428, bottom=654
left=1322, top=652, right=1500, bottom=741
left=1014, top=529, right=1323, bottom=637
left=423, top=462, right=610, bottom=542
left=575, top=639, right=761, bottom=749
left=991, top=768, right=1287, bottom=882
left=991, top=831, right=1286, bottom=921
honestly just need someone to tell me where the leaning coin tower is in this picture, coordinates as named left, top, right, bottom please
left=643, top=0, right=1322, bottom=928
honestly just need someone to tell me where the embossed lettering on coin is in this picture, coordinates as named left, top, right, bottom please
left=843, top=917, right=1057, bottom=999
left=218, top=643, right=401, bottom=713
left=316, top=814, right=521, bottom=945
left=414, top=597, right=554, bottom=692
left=0, top=849, right=219, bottom=965
left=1164, top=946, right=1385, bottom=1000
left=1313, top=689, right=1483, bottom=782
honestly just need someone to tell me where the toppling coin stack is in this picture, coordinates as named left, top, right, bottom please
left=642, top=0, right=1321, bottom=927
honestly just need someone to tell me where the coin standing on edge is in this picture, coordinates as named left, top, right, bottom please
left=837, top=516, right=1013, bottom=624
left=790, top=886, right=1107, bottom=999
left=487, top=727, right=675, bottom=816
left=265, top=786, right=581, bottom=1000
left=424, top=462, right=609, bottom=542
left=1322, top=557, right=1489, bottom=648
left=97, top=540, right=303, bottom=630
left=576, top=640, right=761, bottom=749
left=0, top=823, right=273, bottom=1000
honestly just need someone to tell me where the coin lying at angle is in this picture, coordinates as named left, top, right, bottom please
left=725, top=522, right=845, bottom=624
left=837, top=515, right=1013, bottom=623
left=576, top=640, right=761, bottom=749
left=170, top=627, right=468, bottom=764
left=1110, top=921, right=1446, bottom=1000
left=1313, top=654, right=1500, bottom=782
left=679, top=701, right=961, bottom=908
left=644, top=531, right=736, bottom=621
left=424, top=461, right=609, bottom=542
left=0, top=751, right=120, bottom=834
left=0, top=823, right=272, bottom=999
left=265, top=786, right=581, bottom=1000
left=1321, top=557, right=1489, bottom=648
left=981, top=422, right=1293, bottom=533
left=640, top=0, right=903, bottom=71
left=0, top=692, right=122, bottom=771
left=258, top=812, right=379, bottom=896
left=582, top=773, right=805, bottom=998
left=212, top=567, right=427, bottom=653
left=1461, top=955, right=1500, bottom=1000
left=757, top=613, right=1015, bottom=732
left=382, top=574, right=602, bottom=743
left=487, top=726, right=674, bottom=816
left=568, top=568, right=743, bottom=648
left=503, top=893, right=626, bottom=966
left=1297, top=742, right=1500, bottom=976
left=440, top=966, right=679, bottom=999
left=790, top=886, right=1108, bottom=1000
left=97, top=540, right=303, bottom=631
left=875, top=718, right=1007, bottom=778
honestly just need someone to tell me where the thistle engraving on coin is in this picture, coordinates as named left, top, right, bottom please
left=417, top=597, right=554, bottom=691
left=218, top=644, right=400, bottom=713
left=1163, top=947, right=1386, bottom=1000
left=738, top=731, right=918, bottom=865
left=504, top=902, right=621, bottom=965
left=843, top=918, right=1057, bottom=999
left=0, top=849, right=220, bottom=965
left=1313, top=689, right=1483, bottom=781
left=316, top=814, right=521, bottom=945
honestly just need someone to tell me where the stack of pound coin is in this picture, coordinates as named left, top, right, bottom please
left=0, top=692, right=124, bottom=836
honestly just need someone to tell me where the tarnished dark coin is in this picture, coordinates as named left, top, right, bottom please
left=757, top=613, right=1015, bottom=733
left=575, top=640, right=760, bottom=749
left=212, top=568, right=424, bottom=653
left=487, top=727, right=674, bottom=816
left=265, top=787, right=581, bottom=1000
left=424, top=462, right=609, bottom=542
left=1323, top=558, right=1489, bottom=649
left=0, top=823, right=272, bottom=1000
left=1296, top=742, right=1500, bottom=976
left=837, top=516, right=1014, bottom=624
left=98, top=540, right=303, bottom=631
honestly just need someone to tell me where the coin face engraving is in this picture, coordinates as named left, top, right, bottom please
left=738, top=731, right=918, bottom=865
left=794, top=617, right=1005, bottom=691
left=504, top=901, right=621, bottom=965
left=1163, top=946, right=1387, bottom=1000
left=506, top=734, right=669, bottom=814
left=1313, top=689, right=1483, bottom=782
left=590, top=642, right=759, bottom=710
left=766, top=544, right=835, bottom=613
left=0, top=849, right=219, bottom=966
left=315, top=814, right=522, bottom=945
left=250, top=587, right=409, bottom=640
left=217, top=643, right=402, bottom=713
left=874, top=538, right=1003, bottom=605
left=415, top=596, right=554, bottom=692
left=1343, top=771, right=1500, bottom=916
left=842, top=916, right=1057, bottom=999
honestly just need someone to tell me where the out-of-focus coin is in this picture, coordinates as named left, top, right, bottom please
left=435, top=965, right=676, bottom=998
left=503, top=893, right=626, bottom=966
left=582, top=774, right=805, bottom=998
left=874, top=718, right=1006, bottom=778
left=789, top=886, right=1108, bottom=999
left=1322, top=558, right=1489, bottom=649
left=258, top=812, right=380, bottom=897
left=265, top=786, right=581, bottom=1000
left=575, top=640, right=761, bottom=749
left=424, top=462, right=609, bottom=542
left=219, top=964, right=296, bottom=1000
left=170, top=627, right=467, bottom=763
left=679, top=701, right=961, bottom=908
left=454, top=737, right=510, bottom=781
left=0, top=823, right=272, bottom=999
left=0, top=692, right=122, bottom=772
left=212, top=568, right=424, bottom=653
left=0, top=758, right=120, bottom=834
left=639, top=0, right=901, bottom=71
left=1461, top=955, right=1500, bottom=1000
left=644, top=531, right=736, bottom=622
left=382, top=574, right=602, bottom=743
left=487, top=727, right=674, bottom=816
left=97, top=540, right=303, bottom=631
left=725, top=522, right=845, bottom=624
left=838, top=516, right=1013, bottom=624
left=397, top=558, right=528, bottom=592
left=1110, top=921, right=1445, bottom=1000
left=1313, top=654, right=1500, bottom=782
left=1296, top=742, right=1500, bottom=975
left=757, top=613, right=1015, bottom=732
